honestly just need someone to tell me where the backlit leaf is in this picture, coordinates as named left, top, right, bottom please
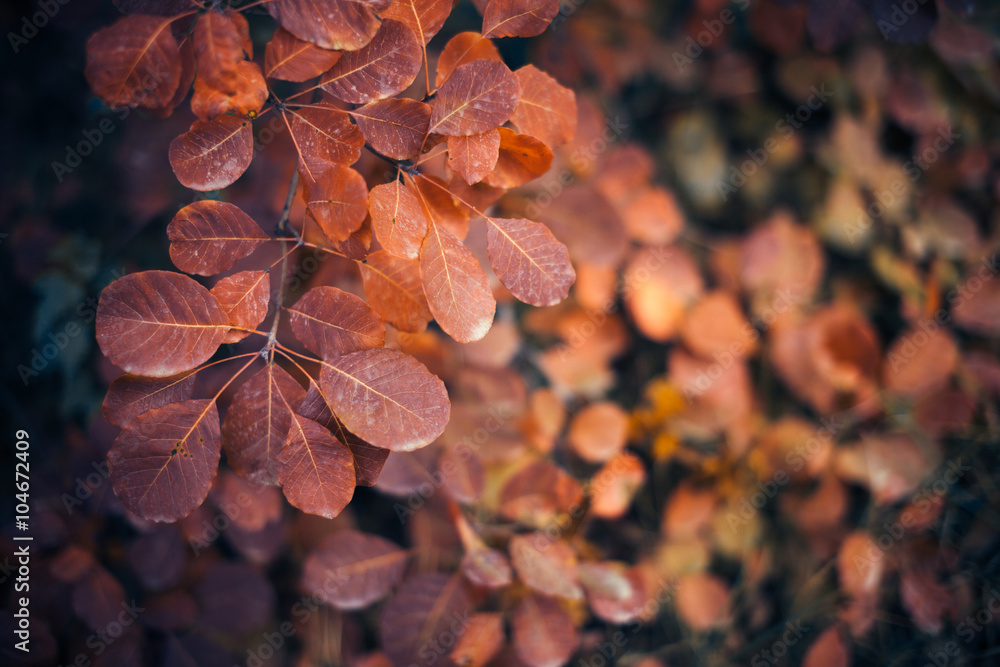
left=486, top=216, right=574, bottom=307
left=484, top=128, right=553, bottom=188
left=435, top=32, right=503, bottom=87
left=96, top=271, right=230, bottom=377
left=222, top=363, right=306, bottom=486
left=511, top=593, right=579, bottom=667
left=448, top=130, right=501, bottom=185
left=349, top=99, right=431, bottom=161
left=278, top=413, right=356, bottom=518
left=168, top=115, right=253, bottom=191
left=382, top=0, right=452, bottom=46
left=299, top=382, right=390, bottom=486
left=109, top=399, right=222, bottom=522
left=301, top=530, right=408, bottom=609
left=191, top=59, right=267, bottom=121
left=449, top=613, right=504, bottom=667
left=305, top=164, right=369, bottom=243
left=288, top=286, right=386, bottom=358
left=368, top=180, right=430, bottom=259
left=103, top=372, right=197, bottom=428
left=482, top=0, right=560, bottom=39
left=380, top=574, right=473, bottom=667
left=167, top=200, right=269, bottom=276
left=567, top=401, right=628, bottom=463
left=428, top=60, right=520, bottom=137
left=267, top=0, right=381, bottom=51
left=193, top=10, right=246, bottom=87
left=509, top=533, right=583, bottom=600
left=321, top=20, right=422, bottom=104
left=414, top=174, right=471, bottom=239
left=319, top=347, right=450, bottom=451
left=210, top=270, right=271, bottom=344
left=286, top=104, right=365, bottom=181
left=265, top=27, right=343, bottom=82
left=510, top=65, right=577, bottom=148
left=419, top=221, right=496, bottom=343
left=359, top=250, right=433, bottom=332
left=85, top=15, right=181, bottom=109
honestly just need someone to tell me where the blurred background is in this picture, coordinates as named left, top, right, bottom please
left=3, top=0, right=1000, bottom=665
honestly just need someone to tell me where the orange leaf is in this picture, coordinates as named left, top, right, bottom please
left=349, top=98, right=432, bottom=161
left=360, top=250, right=433, bottom=332
left=264, top=27, right=342, bottom=82
left=448, top=130, right=501, bottom=185
left=428, top=60, right=520, bottom=137
left=435, top=31, right=502, bottom=87
left=510, top=64, right=577, bottom=148
left=210, top=270, right=271, bottom=343
left=109, top=399, right=222, bottom=522
left=278, top=412, right=356, bottom=518
left=321, top=20, right=422, bottom=104
left=368, top=180, right=430, bottom=259
left=511, top=593, right=579, bottom=667
left=285, top=103, right=365, bottom=181
left=167, top=200, right=269, bottom=276
left=168, top=115, right=253, bottom=191
left=383, top=0, right=452, bottom=46
left=482, top=0, right=560, bottom=39
left=485, top=127, right=553, bottom=188
left=96, top=271, right=230, bottom=377
left=85, top=15, right=181, bottom=109
left=305, top=164, right=369, bottom=243
left=486, top=216, right=574, bottom=307
left=288, top=286, right=386, bottom=358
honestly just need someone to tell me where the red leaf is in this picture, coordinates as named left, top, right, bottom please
left=97, top=271, right=230, bottom=377
left=264, top=27, right=342, bottom=82
left=72, top=567, right=127, bottom=632
left=321, top=20, right=422, bottom=104
left=382, top=0, right=452, bottom=46
left=483, top=0, right=560, bottom=39
left=500, top=460, right=583, bottom=528
left=486, top=216, right=574, bottom=307
left=305, top=164, right=370, bottom=243
left=428, top=60, right=520, bottom=137
left=193, top=11, right=247, bottom=86
left=103, top=372, right=197, bottom=428
left=318, top=348, right=450, bottom=451
left=450, top=613, right=504, bottom=667
left=167, top=200, right=269, bottom=276
left=210, top=270, right=271, bottom=343
left=461, top=547, right=513, bottom=589
left=448, top=130, right=501, bottom=185
left=222, top=364, right=307, bottom=486
left=435, top=32, right=502, bottom=87
left=510, top=65, right=577, bottom=148
left=168, top=115, right=253, bottom=191
left=359, top=250, right=433, bottom=332
left=368, top=180, right=430, bottom=259
left=301, top=530, right=409, bottom=609
left=299, top=382, right=390, bottom=486
left=414, top=174, right=470, bottom=239
left=109, top=399, right=222, bottom=522
left=484, top=127, right=553, bottom=188
left=288, top=286, right=386, bottom=358
left=349, top=99, right=431, bottom=161
left=419, top=221, right=496, bottom=343
left=380, top=574, right=473, bottom=667
left=267, top=0, right=381, bottom=51
left=286, top=103, right=365, bottom=181
left=85, top=15, right=181, bottom=109
left=510, top=533, right=583, bottom=600
left=278, top=413, right=356, bottom=518
left=511, top=593, right=579, bottom=667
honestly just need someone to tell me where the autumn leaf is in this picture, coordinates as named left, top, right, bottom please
left=102, top=372, right=197, bottom=428
left=264, top=27, right=342, bottom=82
left=108, top=399, right=222, bottom=522
left=510, top=65, right=577, bottom=148
left=380, top=574, right=473, bottom=667
left=319, top=348, right=450, bottom=451
left=368, top=180, right=430, bottom=259
left=486, top=216, right=575, bottom=307
left=428, top=60, right=520, bottom=137
left=210, top=270, right=271, bottom=343
left=482, top=0, right=560, bottom=39
left=267, top=0, right=381, bottom=52
left=321, top=20, right=422, bottom=104
left=278, top=412, right=356, bottom=518
left=511, top=593, right=579, bottom=667
left=222, top=363, right=306, bottom=486
left=349, top=98, right=432, bottom=161
left=305, top=164, right=370, bottom=243
left=448, top=130, right=501, bottom=185
left=484, top=128, right=553, bottom=188
left=96, top=271, right=230, bottom=377
left=85, top=15, right=181, bottom=109
left=301, top=530, right=408, bottom=609
left=285, top=103, right=365, bottom=181
left=288, top=286, right=386, bottom=358
left=167, top=200, right=269, bottom=276
left=435, top=32, right=503, bottom=87
left=168, top=115, right=253, bottom=191
left=359, top=250, right=433, bottom=332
